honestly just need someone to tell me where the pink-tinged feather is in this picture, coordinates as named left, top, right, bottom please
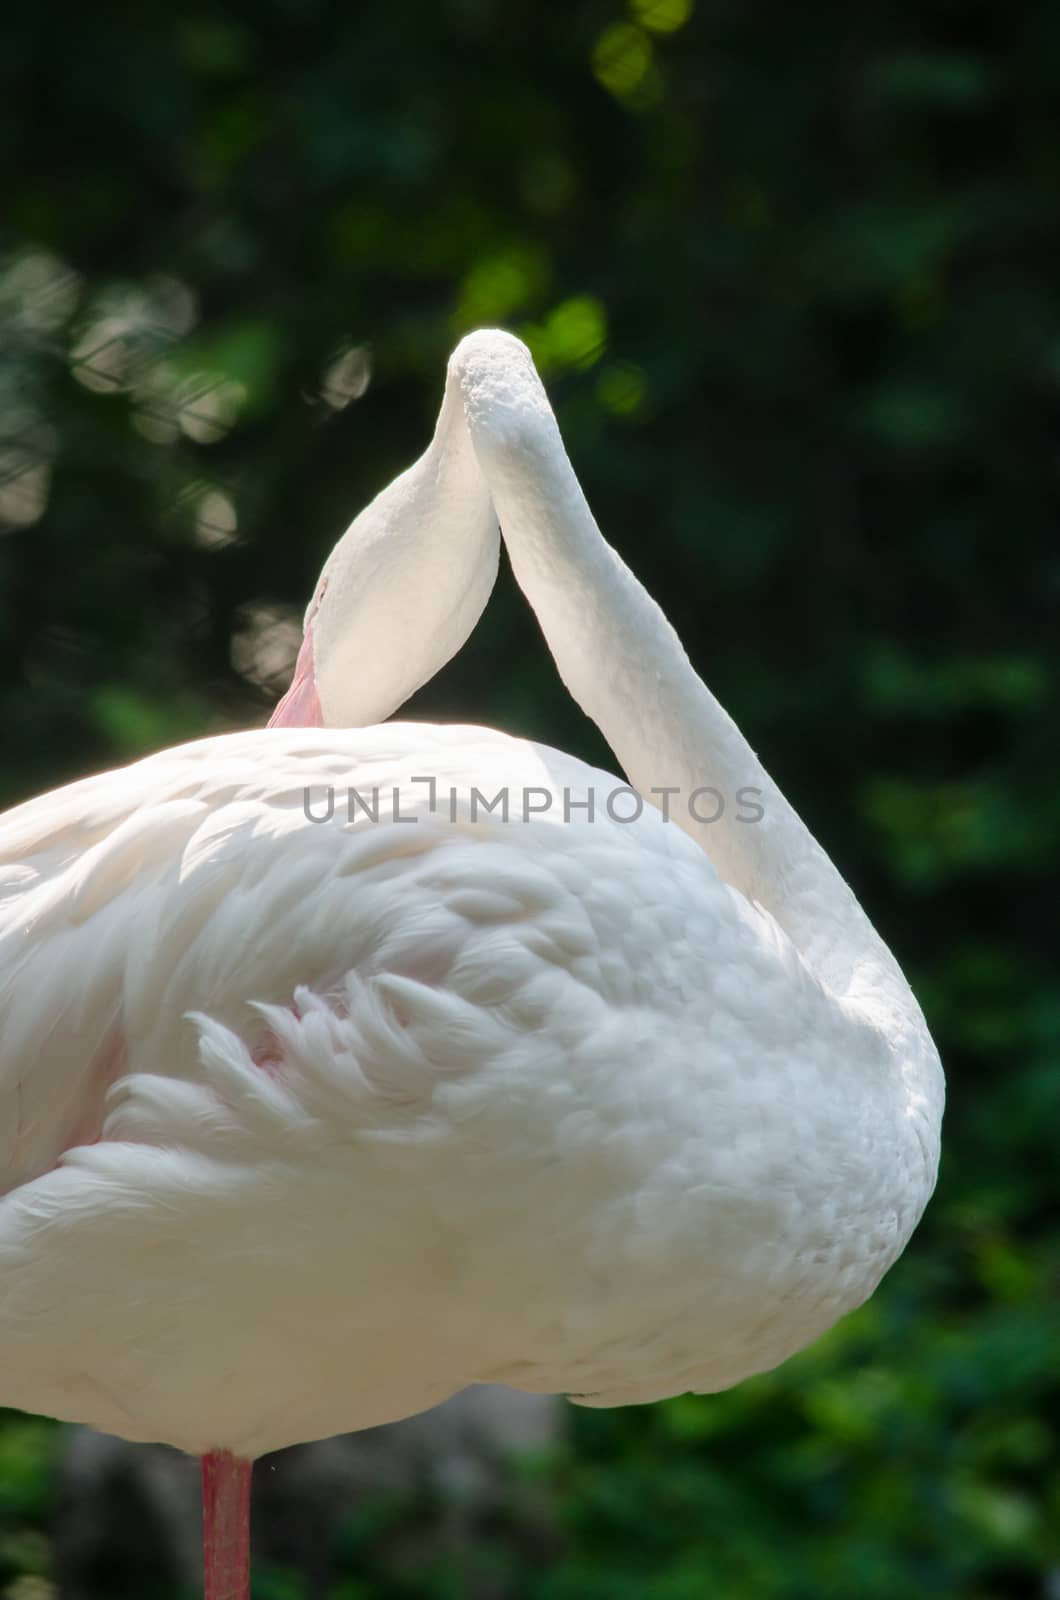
left=268, top=630, right=323, bottom=728
left=202, top=1451, right=252, bottom=1600
left=250, top=1001, right=301, bottom=1079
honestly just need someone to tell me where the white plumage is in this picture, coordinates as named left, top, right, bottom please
left=0, top=330, right=943, bottom=1592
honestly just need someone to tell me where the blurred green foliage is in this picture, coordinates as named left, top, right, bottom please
left=1, top=0, right=1058, bottom=1595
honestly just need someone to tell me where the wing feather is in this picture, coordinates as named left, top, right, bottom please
left=1, top=722, right=677, bottom=1191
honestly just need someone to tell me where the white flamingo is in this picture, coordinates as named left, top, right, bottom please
left=0, top=331, right=943, bottom=1600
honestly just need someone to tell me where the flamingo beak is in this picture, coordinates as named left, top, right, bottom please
left=268, top=628, right=324, bottom=728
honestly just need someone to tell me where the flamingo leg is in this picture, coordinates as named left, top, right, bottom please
left=201, top=1450, right=252, bottom=1600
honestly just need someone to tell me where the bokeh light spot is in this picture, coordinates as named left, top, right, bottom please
left=321, top=344, right=372, bottom=410
left=592, top=23, right=654, bottom=98
left=630, top=0, right=694, bottom=34
left=231, top=602, right=302, bottom=694
left=456, top=247, right=548, bottom=327
left=194, top=489, right=239, bottom=549
left=524, top=296, right=609, bottom=375
left=596, top=362, right=647, bottom=417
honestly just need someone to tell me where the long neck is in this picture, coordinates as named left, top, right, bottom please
left=273, top=366, right=499, bottom=730
left=455, top=335, right=924, bottom=1031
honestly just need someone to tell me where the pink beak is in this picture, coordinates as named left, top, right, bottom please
left=268, top=629, right=324, bottom=728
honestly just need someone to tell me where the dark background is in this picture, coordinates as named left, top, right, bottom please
left=2, top=0, right=1058, bottom=1594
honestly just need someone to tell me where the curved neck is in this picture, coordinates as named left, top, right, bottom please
left=454, top=334, right=924, bottom=1030
left=272, top=364, right=498, bottom=730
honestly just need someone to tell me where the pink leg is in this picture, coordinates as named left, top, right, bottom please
left=201, top=1451, right=252, bottom=1600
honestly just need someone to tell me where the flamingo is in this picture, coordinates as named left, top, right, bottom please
left=0, top=330, right=944, bottom=1600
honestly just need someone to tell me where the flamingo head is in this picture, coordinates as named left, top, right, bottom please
left=269, top=354, right=500, bottom=731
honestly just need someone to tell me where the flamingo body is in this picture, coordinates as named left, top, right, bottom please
left=0, top=723, right=939, bottom=1458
